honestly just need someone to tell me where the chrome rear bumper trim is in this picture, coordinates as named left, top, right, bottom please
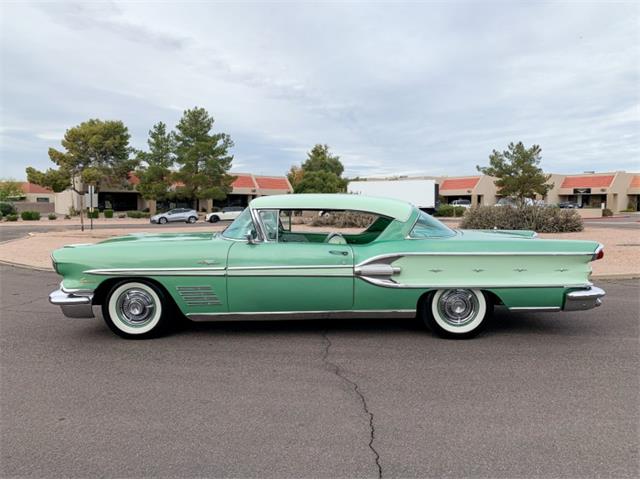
left=563, top=286, right=605, bottom=311
left=49, top=289, right=94, bottom=318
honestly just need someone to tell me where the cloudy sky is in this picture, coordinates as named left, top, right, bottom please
left=1, top=1, right=638, bottom=180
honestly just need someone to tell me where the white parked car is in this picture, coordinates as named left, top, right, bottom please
left=450, top=199, right=472, bottom=209
left=205, top=206, right=244, bottom=223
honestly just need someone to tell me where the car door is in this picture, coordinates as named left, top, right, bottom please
left=226, top=209, right=354, bottom=313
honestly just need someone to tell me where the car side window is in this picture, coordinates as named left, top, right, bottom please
left=258, top=210, right=279, bottom=241
left=222, top=208, right=258, bottom=240
left=409, top=211, right=455, bottom=238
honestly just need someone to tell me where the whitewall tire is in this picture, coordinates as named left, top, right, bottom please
left=103, top=281, right=168, bottom=339
left=422, top=288, right=490, bottom=339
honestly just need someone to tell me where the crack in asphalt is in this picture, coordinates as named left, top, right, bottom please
left=321, top=330, right=383, bottom=479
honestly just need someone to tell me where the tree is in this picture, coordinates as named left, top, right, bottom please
left=27, top=119, right=136, bottom=193
left=136, top=122, right=175, bottom=201
left=477, top=142, right=552, bottom=204
left=0, top=179, right=25, bottom=201
left=290, top=144, right=347, bottom=193
left=173, top=107, right=234, bottom=209
left=26, top=119, right=136, bottom=228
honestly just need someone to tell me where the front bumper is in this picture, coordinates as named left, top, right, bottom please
left=49, top=288, right=95, bottom=318
left=563, top=286, right=606, bottom=311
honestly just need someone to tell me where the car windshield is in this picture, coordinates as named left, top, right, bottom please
left=409, top=210, right=455, bottom=238
left=222, top=208, right=255, bottom=240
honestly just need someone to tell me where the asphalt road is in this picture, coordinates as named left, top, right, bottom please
left=1, top=265, right=638, bottom=478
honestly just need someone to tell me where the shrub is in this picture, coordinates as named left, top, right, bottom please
left=86, top=210, right=99, bottom=219
left=126, top=210, right=150, bottom=218
left=602, top=208, right=613, bottom=217
left=460, top=205, right=583, bottom=233
left=104, top=209, right=114, bottom=218
left=433, top=204, right=467, bottom=217
left=64, top=214, right=71, bottom=219
left=626, top=202, right=637, bottom=212
left=48, top=213, right=57, bottom=220
left=117, top=213, right=126, bottom=218
left=0, top=202, right=16, bottom=216
left=6, top=214, right=18, bottom=221
left=20, top=211, right=41, bottom=221
left=310, top=211, right=375, bottom=228
left=68, top=207, right=79, bottom=216
left=621, top=208, right=637, bottom=213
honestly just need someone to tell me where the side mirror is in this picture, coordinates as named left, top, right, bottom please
left=246, top=233, right=256, bottom=244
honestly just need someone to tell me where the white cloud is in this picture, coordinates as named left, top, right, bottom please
left=0, top=0, right=638, bottom=180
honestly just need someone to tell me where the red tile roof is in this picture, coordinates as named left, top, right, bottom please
left=232, top=174, right=257, bottom=189
left=127, top=173, right=140, bottom=185
left=255, top=176, right=291, bottom=191
left=21, top=182, right=53, bottom=194
left=561, top=175, right=614, bottom=189
left=630, top=176, right=640, bottom=188
left=440, top=177, right=480, bottom=191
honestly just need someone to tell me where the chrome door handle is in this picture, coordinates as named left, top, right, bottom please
left=329, top=250, right=349, bottom=256
left=197, top=259, right=219, bottom=265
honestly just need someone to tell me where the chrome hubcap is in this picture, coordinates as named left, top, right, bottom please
left=437, top=289, right=479, bottom=326
left=116, top=288, right=156, bottom=327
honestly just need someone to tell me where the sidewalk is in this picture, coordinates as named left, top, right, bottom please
left=0, top=224, right=637, bottom=278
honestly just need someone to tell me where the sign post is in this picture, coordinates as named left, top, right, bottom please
left=88, top=185, right=94, bottom=231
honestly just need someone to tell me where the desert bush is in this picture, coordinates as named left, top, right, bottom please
left=20, top=211, right=41, bottom=221
left=0, top=202, right=16, bottom=216
left=48, top=213, right=57, bottom=220
left=68, top=207, right=79, bottom=216
left=64, top=214, right=71, bottom=219
left=6, top=214, right=18, bottom=221
left=460, top=205, right=583, bottom=233
left=602, top=208, right=613, bottom=217
left=310, top=211, right=376, bottom=228
left=433, top=204, right=467, bottom=217
left=117, top=213, right=126, bottom=218
left=126, top=210, right=151, bottom=218
left=104, top=209, right=114, bottom=218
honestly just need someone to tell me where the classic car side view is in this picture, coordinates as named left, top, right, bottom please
left=49, top=194, right=605, bottom=339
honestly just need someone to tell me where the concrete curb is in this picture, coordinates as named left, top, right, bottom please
left=591, top=274, right=640, bottom=281
left=0, top=259, right=54, bottom=272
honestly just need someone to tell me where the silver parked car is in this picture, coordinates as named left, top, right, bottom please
left=150, top=208, right=198, bottom=224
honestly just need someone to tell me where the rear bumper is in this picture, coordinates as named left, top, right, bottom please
left=49, top=288, right=95, bottom=318
left=563, top=286, right=605, bottom=311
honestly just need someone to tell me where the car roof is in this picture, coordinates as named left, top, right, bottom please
left=249, top=194, right=414, bottom=222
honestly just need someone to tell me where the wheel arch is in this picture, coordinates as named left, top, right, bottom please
left=92, top=277, right=182, bottom=316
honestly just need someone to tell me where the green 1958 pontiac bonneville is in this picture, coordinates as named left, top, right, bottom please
left=49, top=194, right=605, bottom=339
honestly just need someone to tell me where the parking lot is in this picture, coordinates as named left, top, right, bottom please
left=0, top=265, right=638, bottom=478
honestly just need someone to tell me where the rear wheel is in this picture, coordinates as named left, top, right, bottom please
left=421, top=288, right=490, bottom=339
left=187, top=216, right=197, bottom=224
left=102, top=281, right=169, bottom=339
left=209, top=215, right=220, bottom=223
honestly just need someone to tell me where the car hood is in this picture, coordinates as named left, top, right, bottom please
left=95, top=232, right=217, bottom=244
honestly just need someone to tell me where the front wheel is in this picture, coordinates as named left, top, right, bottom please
left=102, top=281, right=169, bottom=339
left=421, top=288, right=491, bottom=339
left=158, top=217, right=167, bottom=224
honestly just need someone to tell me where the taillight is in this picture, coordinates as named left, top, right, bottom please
left=593, top=245, right=604, bottom=261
